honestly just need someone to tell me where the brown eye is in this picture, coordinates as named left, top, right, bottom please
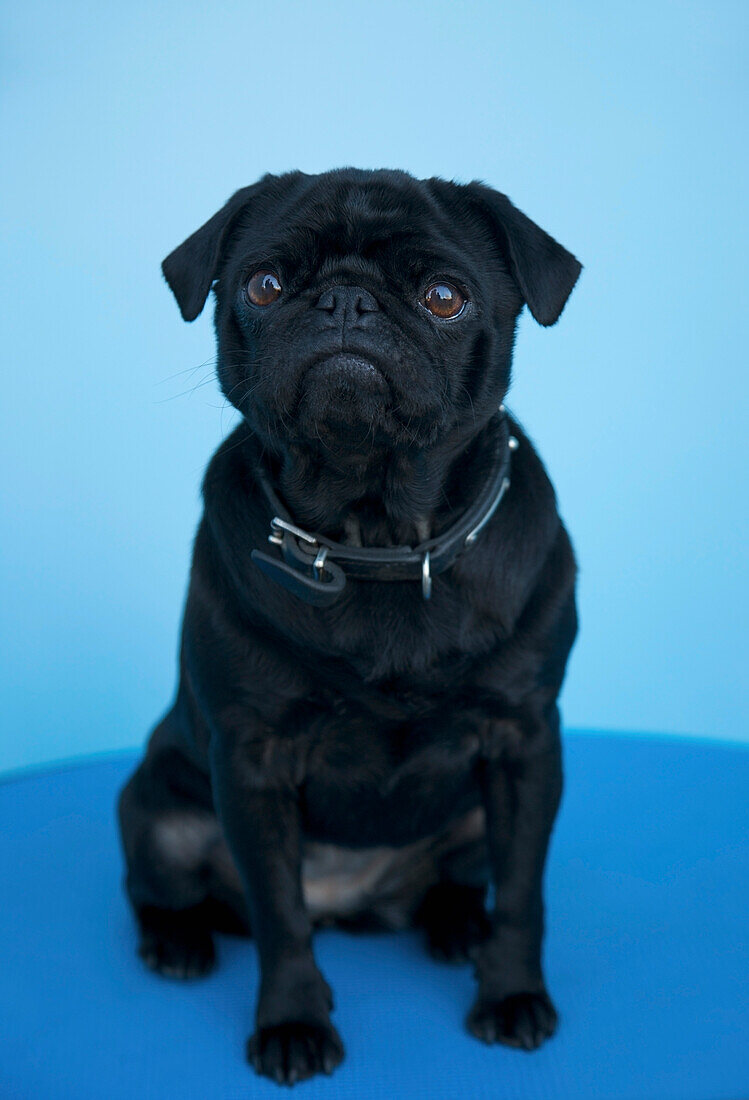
left=423, top=281, right=466, bottom=319
left=246, top=270, right=282, bottom=306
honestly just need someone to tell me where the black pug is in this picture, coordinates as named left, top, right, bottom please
left=118, top=168, right=581, bottom=1086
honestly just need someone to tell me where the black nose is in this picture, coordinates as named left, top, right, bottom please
left=315, top=285, right=379, bottom=317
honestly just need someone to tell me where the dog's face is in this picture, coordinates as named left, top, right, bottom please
left=162, top=170, right=580, bottom=456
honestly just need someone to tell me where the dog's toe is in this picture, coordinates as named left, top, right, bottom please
left=467, top=990, right=558, bottom=1049
left=247, top=1021, right=344, bottom=1084
left=138, top=919, right=216, bottom=979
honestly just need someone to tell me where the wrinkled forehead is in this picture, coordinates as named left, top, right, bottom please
left=296, top=179, right=429, bottom=244
left=234, top=175, right=472, bottom=277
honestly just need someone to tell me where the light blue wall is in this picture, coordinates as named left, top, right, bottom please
left=2, top=1, right=747, bottom=772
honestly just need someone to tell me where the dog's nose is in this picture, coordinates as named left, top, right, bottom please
left=315, top=285, right=379, bottom=317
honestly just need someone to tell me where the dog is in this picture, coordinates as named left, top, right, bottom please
left=118, top=168, right=581, bottom=1085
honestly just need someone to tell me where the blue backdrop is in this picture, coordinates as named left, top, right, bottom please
left=1, top=1, right=747, bottom=771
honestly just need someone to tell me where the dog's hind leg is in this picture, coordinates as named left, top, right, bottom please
left=416, top=808, right=492, bottom=964
left=418, top=881, right=491, bottom=964
left=132, top=902, right=216, bottom=979
left=117, top=714, right=246, bottom=979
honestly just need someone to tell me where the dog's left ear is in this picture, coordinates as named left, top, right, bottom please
left=161, top=172, right=304, bottom=322
left=464, top=182, right=582, bottom=326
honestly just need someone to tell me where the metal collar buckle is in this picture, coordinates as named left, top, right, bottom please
left=268, top=516, right=317, bottom=549
left=251, top=518, right=346, bottom=607
left=269, top=517, right=331, bottom=580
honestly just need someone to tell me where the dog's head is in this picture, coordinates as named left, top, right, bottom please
left=162, top=169, right=580, bottom=457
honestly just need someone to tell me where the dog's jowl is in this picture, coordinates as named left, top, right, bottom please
left=118, top=168, right=581, bottom=1085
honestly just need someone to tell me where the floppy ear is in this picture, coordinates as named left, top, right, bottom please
left=466, top=182, right=582, bottom=326
left=161, top=187, right=259, bottom=321
left=162, top=173, right=307, bottom=321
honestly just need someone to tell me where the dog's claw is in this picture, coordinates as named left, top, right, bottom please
left=138, top=927, right=215, bottom=980
left=247, top=1021, right=344, bottom=1085
left=467, top=991, right=558, bottom=1050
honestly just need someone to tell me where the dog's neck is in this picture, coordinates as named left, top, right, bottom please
left=258, top=413, right=508, bottom=548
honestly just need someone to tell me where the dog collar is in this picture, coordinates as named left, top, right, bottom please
left=250, top=406, right=517, bottom=607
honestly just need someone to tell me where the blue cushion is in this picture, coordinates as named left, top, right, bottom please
left=1, top=734, right=747, bottom=1099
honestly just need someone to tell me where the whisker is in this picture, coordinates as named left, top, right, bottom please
left=153, top=372, right=217, bottom=404
left=154, top=356, right=218, bottom=386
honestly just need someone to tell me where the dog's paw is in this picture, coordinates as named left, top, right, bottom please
left=420, top=883, right=491, bottom=964
left=138, top=924, right=216, bottom=980
left=467, top=990, right=558, bottom=1050
left=247, top=1021, right=344, bottom=1085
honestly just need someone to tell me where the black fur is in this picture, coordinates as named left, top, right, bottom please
left=118, top=168, right=581, bottom=1085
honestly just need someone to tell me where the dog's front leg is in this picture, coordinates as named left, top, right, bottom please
left=468, top=703, right=563, bottom=1050
left=210, top=739, right=344, bottom=1085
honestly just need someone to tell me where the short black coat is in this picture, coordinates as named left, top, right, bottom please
left=118, top=168, right=581, bottom=1084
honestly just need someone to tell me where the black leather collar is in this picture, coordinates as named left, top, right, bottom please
left=250, top=407, right=516, bottom=607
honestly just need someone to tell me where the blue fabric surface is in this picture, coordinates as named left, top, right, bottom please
left=0, top=734, right=747, bottom=1100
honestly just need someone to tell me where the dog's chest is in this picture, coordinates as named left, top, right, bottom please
left=300, top=701, right=482, bottom=847
left=317, top=578, right=499, bottom=683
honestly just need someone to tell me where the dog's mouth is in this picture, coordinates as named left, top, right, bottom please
left=287, top=352, right=395, bottom=450
left=297, top=352, right=391, bottom=421
left=248, top=349, right=444, bottom=454
left=304, top=353, right=390, bottom=394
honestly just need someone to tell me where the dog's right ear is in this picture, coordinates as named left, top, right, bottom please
left=161, top=187, right=257, bottom=322
left=161, top=173, right=303, bottom=322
